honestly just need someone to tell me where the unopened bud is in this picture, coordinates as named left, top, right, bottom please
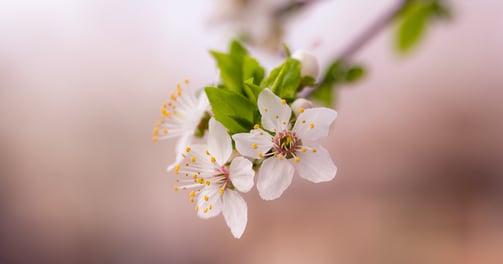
left=292, top=50, right=319, bottom=79
left=291, top=98, right=313, bottom=116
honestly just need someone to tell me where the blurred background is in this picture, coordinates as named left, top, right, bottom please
left=1, top=0, right=502, bottom=263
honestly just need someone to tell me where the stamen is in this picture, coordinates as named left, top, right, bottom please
left=152, top=136, right=158, bottom=142
left=299, top=108, right=305, bottom=113
left=184, top=79, right=190, bottom=84
left=204, top=195, right=209, bottom=201
left=210, top=157, right=216, bottom=163
left=258, top=152, right=263, bottom=158
left=173, top=185, right=179, bottom=191
left=281, top=99, right=286, bottom=105
left=253, top=124, right=260, bottom=129
left=205, top=180, right=211, bottom=186
left=252, top=143, right=258, bottom=149
left=186, top=147, right=191, bottom=152
left=310, top=123, right=315, bottom=129
left=301, top=147, right=307, bottom=153
left=294, top=157, right=300, bottom=163
left=191, top=156, right=196, bottom=162
left=219, top=188, right=225, bottom=194
left=264, top=107, right=269, bottom=112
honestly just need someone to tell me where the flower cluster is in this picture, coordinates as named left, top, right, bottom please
left=153, top=42, right=337, bottom=238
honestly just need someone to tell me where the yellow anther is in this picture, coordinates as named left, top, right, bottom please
left=203, top=208, right=209, bottom=213
left=189, top=197, right=195, bottom=203
left=176, top=179, right=180, bottom=183
left=191, top=156, right=196, bottom=162
left=205, top=150, right=210, bottom=155
left=209, top=204, right=213, bottom=210
left=186, top=147, right=191, bottom=152
left=176, top=83, right=181, bottom=89
left=281, top=99, right=286, bottom=105
left=253, top=124, right=260, bottom=129
left=189, top=191, right=195, bottom=197
left=193, top=174, right=198, bottom=179
left=282, top=121, right=286, bottom=125
left=299, top=107, right=305, bottom=113
left=264, top=107, right=269, bottom=112
left=205, top=180, right=211, bottom=186
left=275, top=115, right=279, bottom=119
left=181, top=153, right=186, bottom=158
left=204, top=195, right=209, bottom=201
left=278, top=154, right=284, bottom=160
left=170, top=93, right=177, bottom=101
left=161, top=108, right=170, bottom=117
left=295, top=157, right=301, bottom=163
left=210, top=157, right=216, bottom=163
left=162, top=128, right=168, bottom=134
left=153, top=127, right=159, bottom=135
left=151, top=136, right=158, bottom=142
left=252, top=143, right=258, bottom=149
left=312, top=148, right=317, bottom=153
left=310, top=123, right=315, bottom=129
left=197, top=178, right=204, bottom=184
left=173, top=185, right=179, bottom=191
left=174, top=164, right=180, bottom=174
left=258, top=152, right=263, bottom=158
left=302, top=119, right=306, bottom=124
left=195, top=205, right=199, bottom=212
left=184, top=79, right=190, bottom=84
left=219, top=188, right=225, bottom=194
left=301, top=147, right=307, bottom=153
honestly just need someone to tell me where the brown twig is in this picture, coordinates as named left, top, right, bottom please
left=301, top=0, right=409, bottom=98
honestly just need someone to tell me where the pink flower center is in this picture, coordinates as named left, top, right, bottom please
left=272, top=130, right=300, bottom=159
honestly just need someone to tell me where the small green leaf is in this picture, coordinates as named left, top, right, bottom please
left=243, top=78, right=264, bottom=104
left=395, top=1, right=437, bottom=52
left=210, top=51, right=243, bottom=93
left=205, top=87, right=257, bottom=134
left=312, top=61, right=347, bottom=106
left=262, top=58, right=301, bottom=102
left=300, top=76, right=316, bottom=87
left=345, top=66, right=366, bottom=83
left=243, top=56, right=265, bottom=86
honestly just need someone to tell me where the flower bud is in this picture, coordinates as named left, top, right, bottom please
left=291, top=49, right=319, bottom=79
left=291, top=98, right=313, bottom=116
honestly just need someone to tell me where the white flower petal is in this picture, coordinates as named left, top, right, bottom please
left=232, top=128, right=273, bottom=159
left=229, top=157, right=255, bottom=193
left=291, top=49, right=319, bottom=78
left=258, top=89, right=291, bottom=132
left=293, top=145, right=337, bottom=183
left=197, top=187, right=223, bottom=219
left=208, top=118, right=232, bottom=165
left=257, top=157, right=294, bottom=200
left=222, top=190, right=248, bottom=239
left=292, top=107, right=337, bottom=141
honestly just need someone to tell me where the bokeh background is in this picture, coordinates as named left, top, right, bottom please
left=1, top=0, right=502, bottom=263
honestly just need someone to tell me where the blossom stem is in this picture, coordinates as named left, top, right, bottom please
left=301, top=0, right=409, bottom=98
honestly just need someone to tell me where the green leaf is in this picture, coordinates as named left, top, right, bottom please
left=210, top=50, right=243, bottom=93
left=345, top=66, right=366, bottom=83
left=243, top=78, right=264, bottom=105
left=243, top=56, right=265, bottom=86
left=312, top=61, right=346, bottom=106
left=205, top=87, right=257, bottom=134
left=261, top=58, right=301, bottom=102
left=210, top=40, right=265, bottom=98
left=396, top=1, right=435, bottom=52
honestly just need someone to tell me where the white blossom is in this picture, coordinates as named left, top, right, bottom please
left=232, top=89, right=337, bottom=200
left=291, top=49, right=320, bottom=79
left=152, top=80, right=209, bottom=171
left=173, top=118, right=255, bottom=239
